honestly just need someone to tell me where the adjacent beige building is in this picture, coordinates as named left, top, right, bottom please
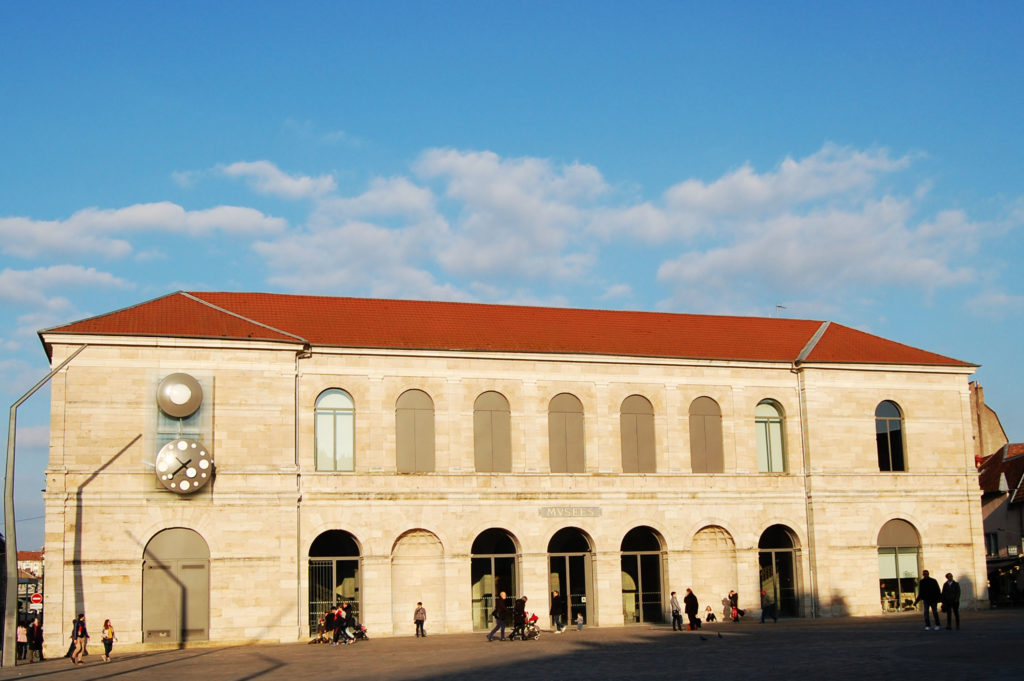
left=38, top=292, right=988, bottom=653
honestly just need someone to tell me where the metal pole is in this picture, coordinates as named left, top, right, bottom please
left=3, top=344, right=87, bottom=667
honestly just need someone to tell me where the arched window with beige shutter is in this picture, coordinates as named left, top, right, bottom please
left=396, top=389, right=435, bottom=473
left=474, top=391, right=511, bottom=472
left=621, top=395, right=656, bottom=473
left=549, top=393, right=585, bottom=473
left=689, top=396, right=723, bottom=473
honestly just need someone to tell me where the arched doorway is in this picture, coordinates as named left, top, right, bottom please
left=142, top=528, right=210, bottom=643
left=471, top=529, right=519, bottom=630
left=877, top=519, right=920, bottom=612
left=391, top=530, right=444, bottom=634
left=548, top=528, right=594, bottom=626
left=621, top=526, right=665, bottom=623
left=308, top=530, right=360, bottom=634
left=758, top=524, right=800, bottom=617
left=691, top=526, right=737, bottom=619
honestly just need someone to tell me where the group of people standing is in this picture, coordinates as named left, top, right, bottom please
left=914, top=570, right=961, bottom=631
left=316, top=602, right=359, bottom=645
left=14, top=617, right=44, bottom=662
left=670, top=589, right=701, bottom=630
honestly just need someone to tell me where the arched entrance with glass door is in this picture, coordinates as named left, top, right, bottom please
left=471, top=528, right=519, bottom=630
left=877, top=519, right=921, bottom=612
left=621, top=526, right=665, bottom=623
left=758, top=524, right=800, bottom=617
left=142, top=528, right=210, bottom=643
left=308, top=530, right=361, bottom=634
left=548, top=528, right=594, bottom=626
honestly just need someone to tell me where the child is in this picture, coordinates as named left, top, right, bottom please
left=414, top=602, right=427, bottom=637
left=705, top=605, right=716, bottom=622
left=575, top=611, right=584, bottom=631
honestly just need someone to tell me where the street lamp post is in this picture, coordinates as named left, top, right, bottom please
left=3, top=345, right=87, bottom=667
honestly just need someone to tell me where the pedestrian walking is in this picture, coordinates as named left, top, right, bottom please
left=487, top=590, right=507, bottom=641
left=511, top=595, right=528, bottom=640
left=684, top=588, right=700, bottom=630
left=915, top=569, right=942, bottom=630
left=760, top=589, right=778, bottom=623
left=575, top=611, right=584, bottom=630
left=70, top=614, right=89, bottom=665
left=941, top=573, right=961, bottom=630
left=101, top=619, right=117, bottom=661
left=16, top=622, right=28, bottom=660
left=728, top=590, right=743, bottom=621
left=414, top=602, right=427, bottom=637
left=550, top=590, right=566, bottom=633
left=28, top=617, right=44, bottom=662
left=670, top=591, right=684, bottom=630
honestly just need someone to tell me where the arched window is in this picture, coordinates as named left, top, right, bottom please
left=621, top=395, right=656, bottom=473
left=474, top=391, right=511, bottom=472
left=755, top=400, right=786, bottom=473
left=396, top=389, right=435, bottom=473
left=549, top=393, right=585, bottom=473
left=875, top=401, right=906, bottom=471
left=689, top=397, right=723, bottom=473
left=315, top=389, right=355, bottom=471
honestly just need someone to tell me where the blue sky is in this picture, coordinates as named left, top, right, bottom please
left=2, top=1, right=1022, bottom=549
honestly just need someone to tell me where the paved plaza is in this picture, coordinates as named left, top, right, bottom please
left=2, top=610, right=1019, bottom=681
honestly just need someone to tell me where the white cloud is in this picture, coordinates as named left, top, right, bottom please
left=966, top=290, right=1024, bottom=319
left=0, top=266, right=131, bottom=307
left=313, top=176, right=436, bottom=223
left=0, top=203, right=286, bottom=258
left=664, top=143, right=910, bottom=215
left=656, top=197, right=977, bottom=312
left=591, top=144, right=913, bottom=243
left=222, top=160, right=336, bottom=199
left=253, top=218, right=467, bottom=301
left=415, top=148, right=607, bottom=279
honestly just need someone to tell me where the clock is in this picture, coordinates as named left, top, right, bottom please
left=155, top=438, right=214, bottom=494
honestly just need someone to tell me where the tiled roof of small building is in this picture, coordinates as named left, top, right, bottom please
left=978, top=444, right=1024, bottom=502
left=39, top=291, right=974, bottom=368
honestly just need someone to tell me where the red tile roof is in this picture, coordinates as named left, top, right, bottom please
left=39, top=291, right=974, bottom=368
left=978, top=444, right=1024, bottom=501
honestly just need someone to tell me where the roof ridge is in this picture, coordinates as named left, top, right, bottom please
left=182, top=292, right=310, bottom=346
left=795, top=321, right=830, bottom=365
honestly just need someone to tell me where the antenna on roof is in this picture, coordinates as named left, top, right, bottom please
left=774, top=305, right=787, bottom=317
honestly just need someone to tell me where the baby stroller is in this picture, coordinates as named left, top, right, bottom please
left=351, top=621, right=370, bottom=641
left=510, top=612, right=541, bottom=640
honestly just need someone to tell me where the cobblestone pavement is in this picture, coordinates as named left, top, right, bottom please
left=2, top=610, right=1019, bottom=681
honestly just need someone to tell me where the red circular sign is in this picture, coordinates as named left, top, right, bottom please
left=29, top=593, right=42, bottom=604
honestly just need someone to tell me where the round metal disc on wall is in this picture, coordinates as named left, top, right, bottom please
left=157, top=372, right=203, bottom=418
left=155, top=438, right=214, bottom=494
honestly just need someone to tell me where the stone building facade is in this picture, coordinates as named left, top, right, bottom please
left=38, top=292, right=988, bottom=653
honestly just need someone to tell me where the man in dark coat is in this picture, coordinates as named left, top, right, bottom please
left=683, top=589, right=700, bottom=630
left=487, top=590, right=508, bottom=641
left=550, top=590, right=566, bottom=633
left=511, top=595, right=528, bottom=640
left=941, top=573, right=961, bottom=630
left=915, top=570, right=942, bottom=630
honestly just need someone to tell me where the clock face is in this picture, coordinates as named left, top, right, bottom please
left=155, top=438, right=213, bottom=494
